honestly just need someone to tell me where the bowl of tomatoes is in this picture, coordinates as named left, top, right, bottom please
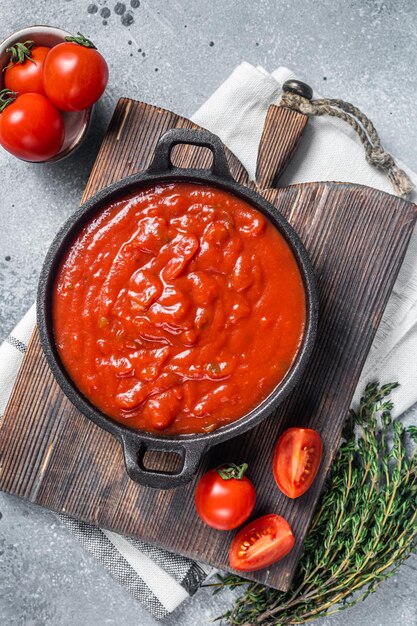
left=0, top=25, right=108, bottom=163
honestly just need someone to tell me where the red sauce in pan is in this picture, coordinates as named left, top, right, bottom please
left=53, top=183, right=305, bottom=434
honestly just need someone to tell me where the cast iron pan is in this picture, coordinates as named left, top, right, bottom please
left=37, top=128, right=318, bottom=489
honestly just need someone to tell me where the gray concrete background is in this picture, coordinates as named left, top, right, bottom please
left=0, top=0, right=416, bottom=624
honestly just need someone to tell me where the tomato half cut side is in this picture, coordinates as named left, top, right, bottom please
left=229, top=514, right=294, bottom=572
left=273, top=428, right=323, bottom=499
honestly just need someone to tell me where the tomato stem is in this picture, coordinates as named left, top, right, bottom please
left=4, top=41, right=36, bottom=71
left=217, top=463, right=249, bottom=480
left=0, top=89, right=17, bottom=113
left=65, top=32, right=97, bottom=50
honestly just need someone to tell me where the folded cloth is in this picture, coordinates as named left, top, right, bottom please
left=1, top=62, right=416, bottom=619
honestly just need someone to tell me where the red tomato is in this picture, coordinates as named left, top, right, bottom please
left=229, top=514, right=294, bottom=572
left=0, top=91, right=64, bottom=162
left=43, top=33, right=108, bottom=112
left=273, top=428, right=323, bottom=498
left=195, top=464, right=256, bottom=530
left=4, top=42, right=49, bottom=95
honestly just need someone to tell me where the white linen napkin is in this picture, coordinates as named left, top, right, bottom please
left=1, top=62, right=416, bottom=619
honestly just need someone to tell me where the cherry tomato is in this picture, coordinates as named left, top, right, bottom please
left=273, top=428, right=323, bottom=499
left=0, top=91, right=64, bottom=162
left=4, top=41, right=49, bottom=96
left=195, top=463, right=256, bottom=530
left=43, top=32, right=108, bottom=112
left=229, top=514, right=294, bottom=572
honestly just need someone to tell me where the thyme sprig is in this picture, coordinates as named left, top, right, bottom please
left=212, top=382, right=417, bottom=625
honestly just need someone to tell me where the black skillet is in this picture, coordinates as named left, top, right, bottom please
left=37, top=128, right=318, bottom=489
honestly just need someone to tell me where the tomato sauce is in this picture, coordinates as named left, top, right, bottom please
left=53, top=183, right=305, bottom=434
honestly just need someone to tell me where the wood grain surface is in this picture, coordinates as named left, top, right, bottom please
left=255, top=104, right=308, bottom=188
left=0, top=98, right=416, bottom=591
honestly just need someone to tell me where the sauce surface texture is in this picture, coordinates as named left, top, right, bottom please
left=53, top=183, right=305, bottom=434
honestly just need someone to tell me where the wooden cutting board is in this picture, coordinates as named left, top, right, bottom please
left=0, top=99, right=416, bottom=592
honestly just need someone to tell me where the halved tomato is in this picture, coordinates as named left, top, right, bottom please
left=273, top=428, right=323, bottom=499
left=229, top=514, right=294, bottom=572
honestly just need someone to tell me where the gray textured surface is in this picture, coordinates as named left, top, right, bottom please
left=1, top=0, right=417, bottom=624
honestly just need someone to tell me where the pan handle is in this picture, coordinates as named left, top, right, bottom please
left=121, top=434, right=205, bottom=489
left=147, top=128, right=234, bottom=181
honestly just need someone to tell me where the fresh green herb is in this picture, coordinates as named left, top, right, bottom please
left=98, top=316, right=109, bottom=328
left=211, top=382, right=417, bottom=625
left=207, top=362, right=221, bottom=374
